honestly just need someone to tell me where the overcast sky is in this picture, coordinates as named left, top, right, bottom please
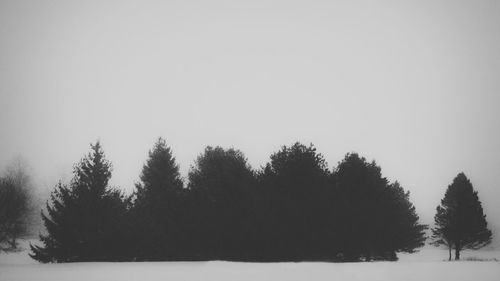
left=1, top=0, right=499, bottom=244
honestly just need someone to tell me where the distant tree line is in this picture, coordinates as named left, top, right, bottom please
left=27, top=139, right=491, bottom=262
left=0, top=160, right=36, bottom=252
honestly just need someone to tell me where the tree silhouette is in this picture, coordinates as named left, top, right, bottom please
left=25, top=140, right=431, bottom=262
left=0, top=177, right=29, bottom=251
left=30, top=142, right=130, bottom=262
left=132, top=138, right=185, bottom=260
left=383, top=181, right=427, bottom=255
left=258, top=142, right=333, bottom=261
left=334, top=153, right=426, bottom=261
left=431, top=173, right=492, bottom=260
left=0, top=159, right=35, bottom=251
left=186, top=146, right=258, bottom=260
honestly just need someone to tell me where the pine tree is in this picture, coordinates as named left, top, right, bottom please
left=432, top=173, right=492, bottom=260
left=187, top=146, right=257, bottom=260
left=334, top=153, right=426, bottom=261
left=132, top=138, right=184, bottom=260
left=30, top=142, right=129, bottom=262
left=258, top=142, right=333, bottom=261
left=383, top=182, right=427, bottom=256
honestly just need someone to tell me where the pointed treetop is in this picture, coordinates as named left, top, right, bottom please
left=137, top=137, right=183, bottom=193
left=72, top=141, right=112, bottom=195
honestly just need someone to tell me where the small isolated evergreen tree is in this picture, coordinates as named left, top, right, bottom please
left=132, top=138, right=184, bottom=260
left=432, top=173, right=492, bottom=260
left=30, top=142, right=130, bottom=262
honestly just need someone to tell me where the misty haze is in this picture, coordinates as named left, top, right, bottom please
left=1, top=0, right=499, bottom=280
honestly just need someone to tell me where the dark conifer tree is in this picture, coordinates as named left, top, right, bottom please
left=187, top=146, right=258, bottom=260
left=431, top=173, right=492, bottom=260
left=132, top=138, right=185, bottom=260
left=334, top=153, right=426, bottom=261
left=30, top=142, right=129, bottom=262
left=258, top=142, right=333, bottom=261
left=382, top=182, right=427, bottom=256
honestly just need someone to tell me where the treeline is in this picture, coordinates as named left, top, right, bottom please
left=29, top=139, right=428, bottom=262
left=0, top=160, right=36, bottom=252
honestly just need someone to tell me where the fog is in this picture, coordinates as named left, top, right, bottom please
left=1, top=0, right=499, bottom=244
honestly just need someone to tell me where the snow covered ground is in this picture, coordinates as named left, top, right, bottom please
left=1, top=240, right=499, bottom=281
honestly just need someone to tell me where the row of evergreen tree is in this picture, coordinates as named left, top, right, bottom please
left=28, top=139, right=489, bottom=262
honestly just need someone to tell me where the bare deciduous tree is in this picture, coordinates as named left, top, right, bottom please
left=0, top=157, right=35, bottom=251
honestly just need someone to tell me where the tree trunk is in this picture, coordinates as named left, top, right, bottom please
left=9, top=236, right=17, bottom=249
left=454, top=246, right=460, bottom=260
left=448, top=245, right=451, bottom=261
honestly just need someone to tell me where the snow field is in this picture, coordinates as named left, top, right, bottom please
left=1, top=241, right=499, bottom=281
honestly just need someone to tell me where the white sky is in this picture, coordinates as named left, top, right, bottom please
left=1, top=0, right=499, bottom=244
